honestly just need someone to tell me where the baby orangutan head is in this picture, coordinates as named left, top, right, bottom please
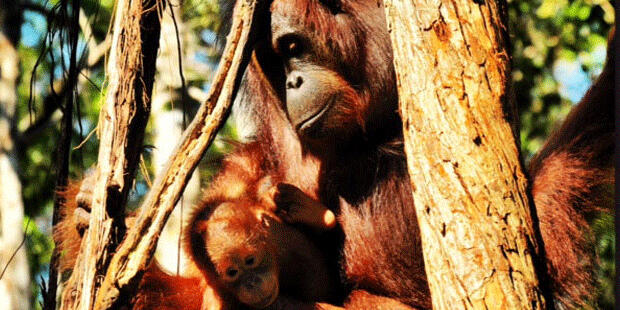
left=197, top=201, right=282, bottom=309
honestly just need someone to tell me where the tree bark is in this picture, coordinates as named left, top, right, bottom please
left=0, top=2, right=30, bottom=309
left=383, top=0, right=547, bottom=309
left=59, top=0, right=162, bottom=308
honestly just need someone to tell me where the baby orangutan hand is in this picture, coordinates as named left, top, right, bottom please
left=272, top=183, right=337, bottom=231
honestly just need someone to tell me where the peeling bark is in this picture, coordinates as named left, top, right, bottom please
left=59, top=0, right=162, bottom=308
left=383, top=0, right=547, bottom=309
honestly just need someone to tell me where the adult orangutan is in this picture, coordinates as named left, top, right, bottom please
left=227, top=0, right=615, bottom=308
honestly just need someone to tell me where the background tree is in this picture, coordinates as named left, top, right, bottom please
left=0, top=1, right=30, bottom=309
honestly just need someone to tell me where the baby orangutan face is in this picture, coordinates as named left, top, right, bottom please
left=205, top=203, right=281, bottom=309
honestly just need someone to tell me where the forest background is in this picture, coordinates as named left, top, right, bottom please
left=0, top=0, right=614, bottom=308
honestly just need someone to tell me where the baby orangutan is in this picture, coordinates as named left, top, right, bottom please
left=54, top=143, right=341, bottom=309
left=186, top=143, right=340, bottom=309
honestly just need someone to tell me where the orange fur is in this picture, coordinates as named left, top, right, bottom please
left=132, top=263, right=205, bottom=310
left=343, top=290, right=413, bottom=310
left=227, top=0, right=614, bottom=306
left=53, top=143, right=339, bottom=309
left=53, top=180, right=86, bottom=274
left=53, top=21, right=615, bottom=308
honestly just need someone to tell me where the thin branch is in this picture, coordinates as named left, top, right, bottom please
left=73, top=125, right=98, bottom=150
left=87, top=38, right=111, bottom=67
left=21, top=4, right=107, bottom=147
left=18, top=81, right=66, bottom=146
left=47, top=0, right=81, bottom=308
left=79, top=7, right=112, bottom=67
left=0, top=219, right=31, bottom=281
left=20, top=2, right=50, bottom=15
left=166, top=0, right=188, bottom=127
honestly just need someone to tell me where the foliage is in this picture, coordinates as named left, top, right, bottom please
left=593, top=211, right=615, bottom=310
left=508, top=0, right=614, bottom=306
left=509, top=0, right=614, bottom=159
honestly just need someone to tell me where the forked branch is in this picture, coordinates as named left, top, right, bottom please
left=94, top=0, right=259, bottom=308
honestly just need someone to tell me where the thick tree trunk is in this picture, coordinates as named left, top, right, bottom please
left=59, top=0, right=162, bottom=308
left=0, top=3, right=30, bottom=309
left=383, top=0, right=547, bottom=309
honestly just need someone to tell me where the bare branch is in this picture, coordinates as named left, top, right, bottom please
left=17, top=81, right=65, bottom=145
left=78, top=8, right=111, bottom=67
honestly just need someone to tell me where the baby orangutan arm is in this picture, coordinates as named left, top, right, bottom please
left=272, top=183, right=336, bottom=230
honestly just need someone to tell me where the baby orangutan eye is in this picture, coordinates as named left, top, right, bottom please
left=245, top=255, right=257, bottom=267
left=225, top=268, right=239, bottom=280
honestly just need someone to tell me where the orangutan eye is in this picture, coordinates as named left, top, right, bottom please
left=225, top=268, right=239, bottom=279
left=245, top=255, right=257, bottom=267
left=278, top=35, right=303, bottom=58
left=320, top=0, right=343, bottom=14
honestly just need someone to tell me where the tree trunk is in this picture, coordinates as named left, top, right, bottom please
left=0, top=2, right=30, bottom=309
left=383, top=0, right=547, bottom=309
left=59, top=0, right=162, bottom=308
